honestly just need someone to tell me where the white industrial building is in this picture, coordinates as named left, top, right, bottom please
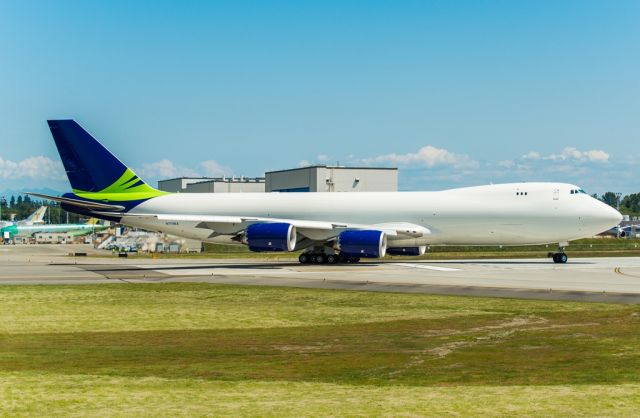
left=265, top=165, right=397, bottom=192
left=158, top=166, right=397, bottom=194
left=185, top=177, right=265, bottom=193
left=158, top=177, right=213, bottom=193
left=158, top=177, right=265, bottom=193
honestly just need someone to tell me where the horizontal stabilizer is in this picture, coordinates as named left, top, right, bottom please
left=26, top=193, right=126, bottom=212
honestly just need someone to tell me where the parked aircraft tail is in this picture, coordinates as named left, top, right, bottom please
left=24, top=206, right=47, bottom=225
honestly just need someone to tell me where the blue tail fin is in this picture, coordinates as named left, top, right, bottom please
left=47, top=119, right=165, bottom=204
left=47, top=120, right=132, bottom=192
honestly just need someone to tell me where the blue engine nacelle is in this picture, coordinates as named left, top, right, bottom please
left=244, top=222, right=297, bottom=252
left=337, top=230, right=387, bottom=258
left=386, top=246, right=427, bottom=256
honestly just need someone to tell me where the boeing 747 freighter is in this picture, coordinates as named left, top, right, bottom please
left=30, top=120, right=622, bottom=264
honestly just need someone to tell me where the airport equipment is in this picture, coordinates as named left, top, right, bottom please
left=31, top=120, right=622, bottom=264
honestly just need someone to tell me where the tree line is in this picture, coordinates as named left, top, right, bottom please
left=593, top=192, right=640, bottom=215
left=0, top=195, right=84, bottom=224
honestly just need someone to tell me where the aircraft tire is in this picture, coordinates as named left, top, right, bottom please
left=315, top=254, right=325, bottom=264
left=326, top=254, right=338, bottom=264
left=299, top=254, right=310, bottom=264
left=552, top=253, right=568, bottom=264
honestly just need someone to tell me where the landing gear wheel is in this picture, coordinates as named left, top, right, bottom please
left=299, top=254, right=310, bottom=264
left=552, top=253, right=568, bottom=264
left=315, top=254, right=325, bottom=264
left=326, top=254, right=338, bottom=264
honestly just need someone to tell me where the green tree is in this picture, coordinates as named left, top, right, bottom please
left=600, top=192, right=620, bottom=208
left=621, top=193, right=640, bottom=214
left=0, top=197, right=6, bottom=221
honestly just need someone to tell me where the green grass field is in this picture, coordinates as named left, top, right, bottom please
left=1, top=283, right=639, bottom=416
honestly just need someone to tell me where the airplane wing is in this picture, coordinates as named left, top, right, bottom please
left=96, top=212, right=431, bottom=241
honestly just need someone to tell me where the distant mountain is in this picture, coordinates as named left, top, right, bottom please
left=0, top=187, right=63, bottom=201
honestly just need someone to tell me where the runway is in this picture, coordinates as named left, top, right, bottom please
left=2, top=244, right=640, bottom=303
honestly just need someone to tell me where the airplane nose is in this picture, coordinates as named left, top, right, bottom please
left=597, top=201, right=623, bottom=227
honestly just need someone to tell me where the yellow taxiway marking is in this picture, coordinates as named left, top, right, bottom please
left=614, top=267, right=640, bottom=279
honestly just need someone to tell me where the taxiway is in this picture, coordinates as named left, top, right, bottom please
left=1, top=244, right=640, bottom=303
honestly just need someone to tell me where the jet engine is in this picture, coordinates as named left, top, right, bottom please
left=244, top=222, right=297, bottom=252
left=337, top=230, right=387, bottom=258
left=386, top=246, right=427, bottom=256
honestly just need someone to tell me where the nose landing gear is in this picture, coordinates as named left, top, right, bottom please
left=549, top=252, right=568, bottom=263
left=548, top=243, right=568, bottom=263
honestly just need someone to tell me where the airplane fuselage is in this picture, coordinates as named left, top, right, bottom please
left=122, top=182, right=621, bottom=247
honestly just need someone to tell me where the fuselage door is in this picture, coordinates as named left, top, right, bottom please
left=553, top=188, right=559, bottom=200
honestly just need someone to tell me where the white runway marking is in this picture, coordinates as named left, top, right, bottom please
left=392, top=263, right=461, bottom=272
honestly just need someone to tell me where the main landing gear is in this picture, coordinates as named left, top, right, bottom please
left=298, top=252, right=360, bottom=264
left=549, top=252, right=568, bottom=264
left=548, top=243, right=568, bottom=264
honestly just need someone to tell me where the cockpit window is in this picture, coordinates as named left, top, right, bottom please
left=570, top=188, right=586, bottom=195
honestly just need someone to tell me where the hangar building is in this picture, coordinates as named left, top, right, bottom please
left=265, top=165, right=397, bottom=192
left=158, top=166, right=397, bottom=194
left=158, top=177, right=265, bottom=193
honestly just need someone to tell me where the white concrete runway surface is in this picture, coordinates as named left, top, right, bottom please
left=1, top=244, right=640, bottom=303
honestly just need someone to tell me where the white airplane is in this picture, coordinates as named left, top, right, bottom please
left=30, top=120, right=622, bottom=264
left=599, top=225, right=640, bottom=238
left=21, top=206, right=47, bottom=225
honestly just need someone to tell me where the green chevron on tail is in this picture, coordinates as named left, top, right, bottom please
left=72, top=168, right=168, bottom=202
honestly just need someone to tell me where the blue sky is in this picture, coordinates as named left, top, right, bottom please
left=0, top=0, right=639, bottom=194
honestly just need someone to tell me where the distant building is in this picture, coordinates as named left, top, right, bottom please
left=158, top=177, right=215, bottom=193
left=185, top=177, right=265, bottom=193
left=265, top=165, right=397, bottom=193
left=158, top=177, right=265, bottom=193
